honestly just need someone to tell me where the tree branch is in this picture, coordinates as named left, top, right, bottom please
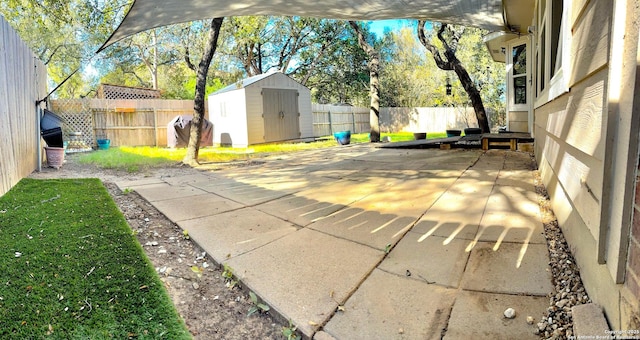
left=184, top=46, right=196, bottom=71
left=417, top=21, right=453, bottom=70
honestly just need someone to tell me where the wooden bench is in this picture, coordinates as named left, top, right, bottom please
left=481, top=134, right=520, bottom=151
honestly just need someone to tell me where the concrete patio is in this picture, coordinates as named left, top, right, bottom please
left=116, top=144, right=552, bottom=339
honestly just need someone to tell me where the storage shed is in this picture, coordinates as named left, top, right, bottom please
left=208, top=71, right=313, bottom=147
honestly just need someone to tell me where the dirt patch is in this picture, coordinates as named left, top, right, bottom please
left=29, top=154, right=289, bottom=339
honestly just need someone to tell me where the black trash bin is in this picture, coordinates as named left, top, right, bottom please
left=41, top=109, right=64, bottom=130
left=40, top=109, right=64, bottom=147
left=42, top=127, right=64, bottom=147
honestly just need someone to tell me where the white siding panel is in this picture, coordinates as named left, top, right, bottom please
left=245, top=87, right=264, bottom=145
left=208, top=89, right=248, bottom=147
left=380, top=107, right=476, bottom=132
left=507, top=111, right=529, bottom=133
left=299, top=89, right=313, bottom=138
left=569, top=0, right=611, bottom=87
left=535, top=69, right=608, bottom=251
left=565, top=75, right=606, bottom=158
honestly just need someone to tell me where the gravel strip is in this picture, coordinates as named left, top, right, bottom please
left=533, top=170, right=592, bottom=339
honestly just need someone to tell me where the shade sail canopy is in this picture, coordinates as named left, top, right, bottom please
left=99, top=0, right=506, bottom=51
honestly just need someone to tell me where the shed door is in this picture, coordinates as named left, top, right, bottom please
left=262, top=88, right=300, bottom=142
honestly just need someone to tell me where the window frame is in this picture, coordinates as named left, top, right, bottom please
left=534, top=0, right=571, bottom=108
left=508, top=37, right=531, bottom=112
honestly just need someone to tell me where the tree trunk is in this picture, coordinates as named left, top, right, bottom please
left=417, top=21, right=490, bottom=133
left=452, top=62, right=490, bottom=133
left=182, top=17, right=224, bottom=166
left=369, top=56, right=381, bottom=141
left=349, top=21, right=380, bottom=142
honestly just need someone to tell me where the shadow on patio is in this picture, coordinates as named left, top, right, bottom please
left=118, top=146, right=551, bottom=339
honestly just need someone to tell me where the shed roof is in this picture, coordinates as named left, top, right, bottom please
left=212, top=72, right=306, bottom=95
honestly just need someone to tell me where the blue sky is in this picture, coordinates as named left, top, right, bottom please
left=369, top=19, right=413, bottom=38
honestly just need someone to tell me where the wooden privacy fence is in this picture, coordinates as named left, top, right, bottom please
left=0, top=16, right=48, bottom=196
left=311, top=105, right=478, bottom=136
left=379, top=107, right=477, bottom=133
left=312, top=104, right=369, bottom=136
left=50, top=99, right=207, bottom=147
left=47, top=100, right=480, bottom=148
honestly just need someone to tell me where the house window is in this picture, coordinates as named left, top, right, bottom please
left=535, top=0, right=569, bottom=105
left=550, top=0, right=563, bottom=75
left=513, top=44, right=527, bottom=104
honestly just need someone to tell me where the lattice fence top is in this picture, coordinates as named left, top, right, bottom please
left=96, top=84, right=161, bottom=100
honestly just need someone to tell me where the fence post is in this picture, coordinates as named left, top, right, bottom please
left=153, top=108, right=158, bottom=147
left=352, top=110, right=356, bottom=133
left=328, top=110, right=333, bottom=135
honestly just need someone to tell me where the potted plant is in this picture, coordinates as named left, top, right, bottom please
left=333, top=130, right=351, bottom=145
left=464, top=127, right=482, bottom=136
left=446, top=129, right=461, bottom=137
left=44, top=146, right=65, bottom=169
left=413, top=132, right=427, bottom=140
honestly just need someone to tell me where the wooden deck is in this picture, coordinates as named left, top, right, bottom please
left=381, top=132, right=534, bottom=151
left=481, top=133, right=534, bottom=151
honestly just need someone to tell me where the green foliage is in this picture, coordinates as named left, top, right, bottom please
left=1, top=2, right=507, bottom=116
left=73, top=133, right=447, bottom=172
left=75, top=147, right=174, bottom=172
left=303, top=21, right=371, bottom=106
left=379, top=26, right=438, bottom=107
left=221, top=264, right=237, bottom=289
left=190, top=266, right=203, bottom=279
left=0, top=0, right=129, bottom=97
left=221, top=264, right=234, bottom=280
left=247, top=291, right=270, bottom=316
left=0, top=178, right=190, bottom=339
left=181, top=77, right=226, bottom=99
left=379, top=24, right=505, bottom=127
left=282, top=319, right=302, bottom=340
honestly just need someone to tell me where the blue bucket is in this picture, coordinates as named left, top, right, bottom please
left=334, top=131, right=351, bottom=145
left=97, top=139, right=111, bottom=150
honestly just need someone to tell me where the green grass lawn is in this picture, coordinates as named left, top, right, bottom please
left=76, top=131, right=448, bottom=172
left=0, top=178, right=191, bottom=339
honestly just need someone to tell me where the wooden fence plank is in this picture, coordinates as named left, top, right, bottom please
left=48, top=101, right=479, bottom=146
left=51, top=99, right=207, bottom=147
left=0, top=16, right=47, bottom=196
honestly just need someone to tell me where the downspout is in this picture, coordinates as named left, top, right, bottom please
left=36, top=104, right=41, bottom=172
left=35, top=59, right=42, bottom=172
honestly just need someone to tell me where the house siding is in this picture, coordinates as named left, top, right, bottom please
left=507, top=111, right=529, bottom=132
left=569, top=0, right=611, bottom=86
left=535, top=68, right=607, bottom=242
left=535, top=69, right=617, bottom=322
left=533, top=0, right=640, bottom=330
